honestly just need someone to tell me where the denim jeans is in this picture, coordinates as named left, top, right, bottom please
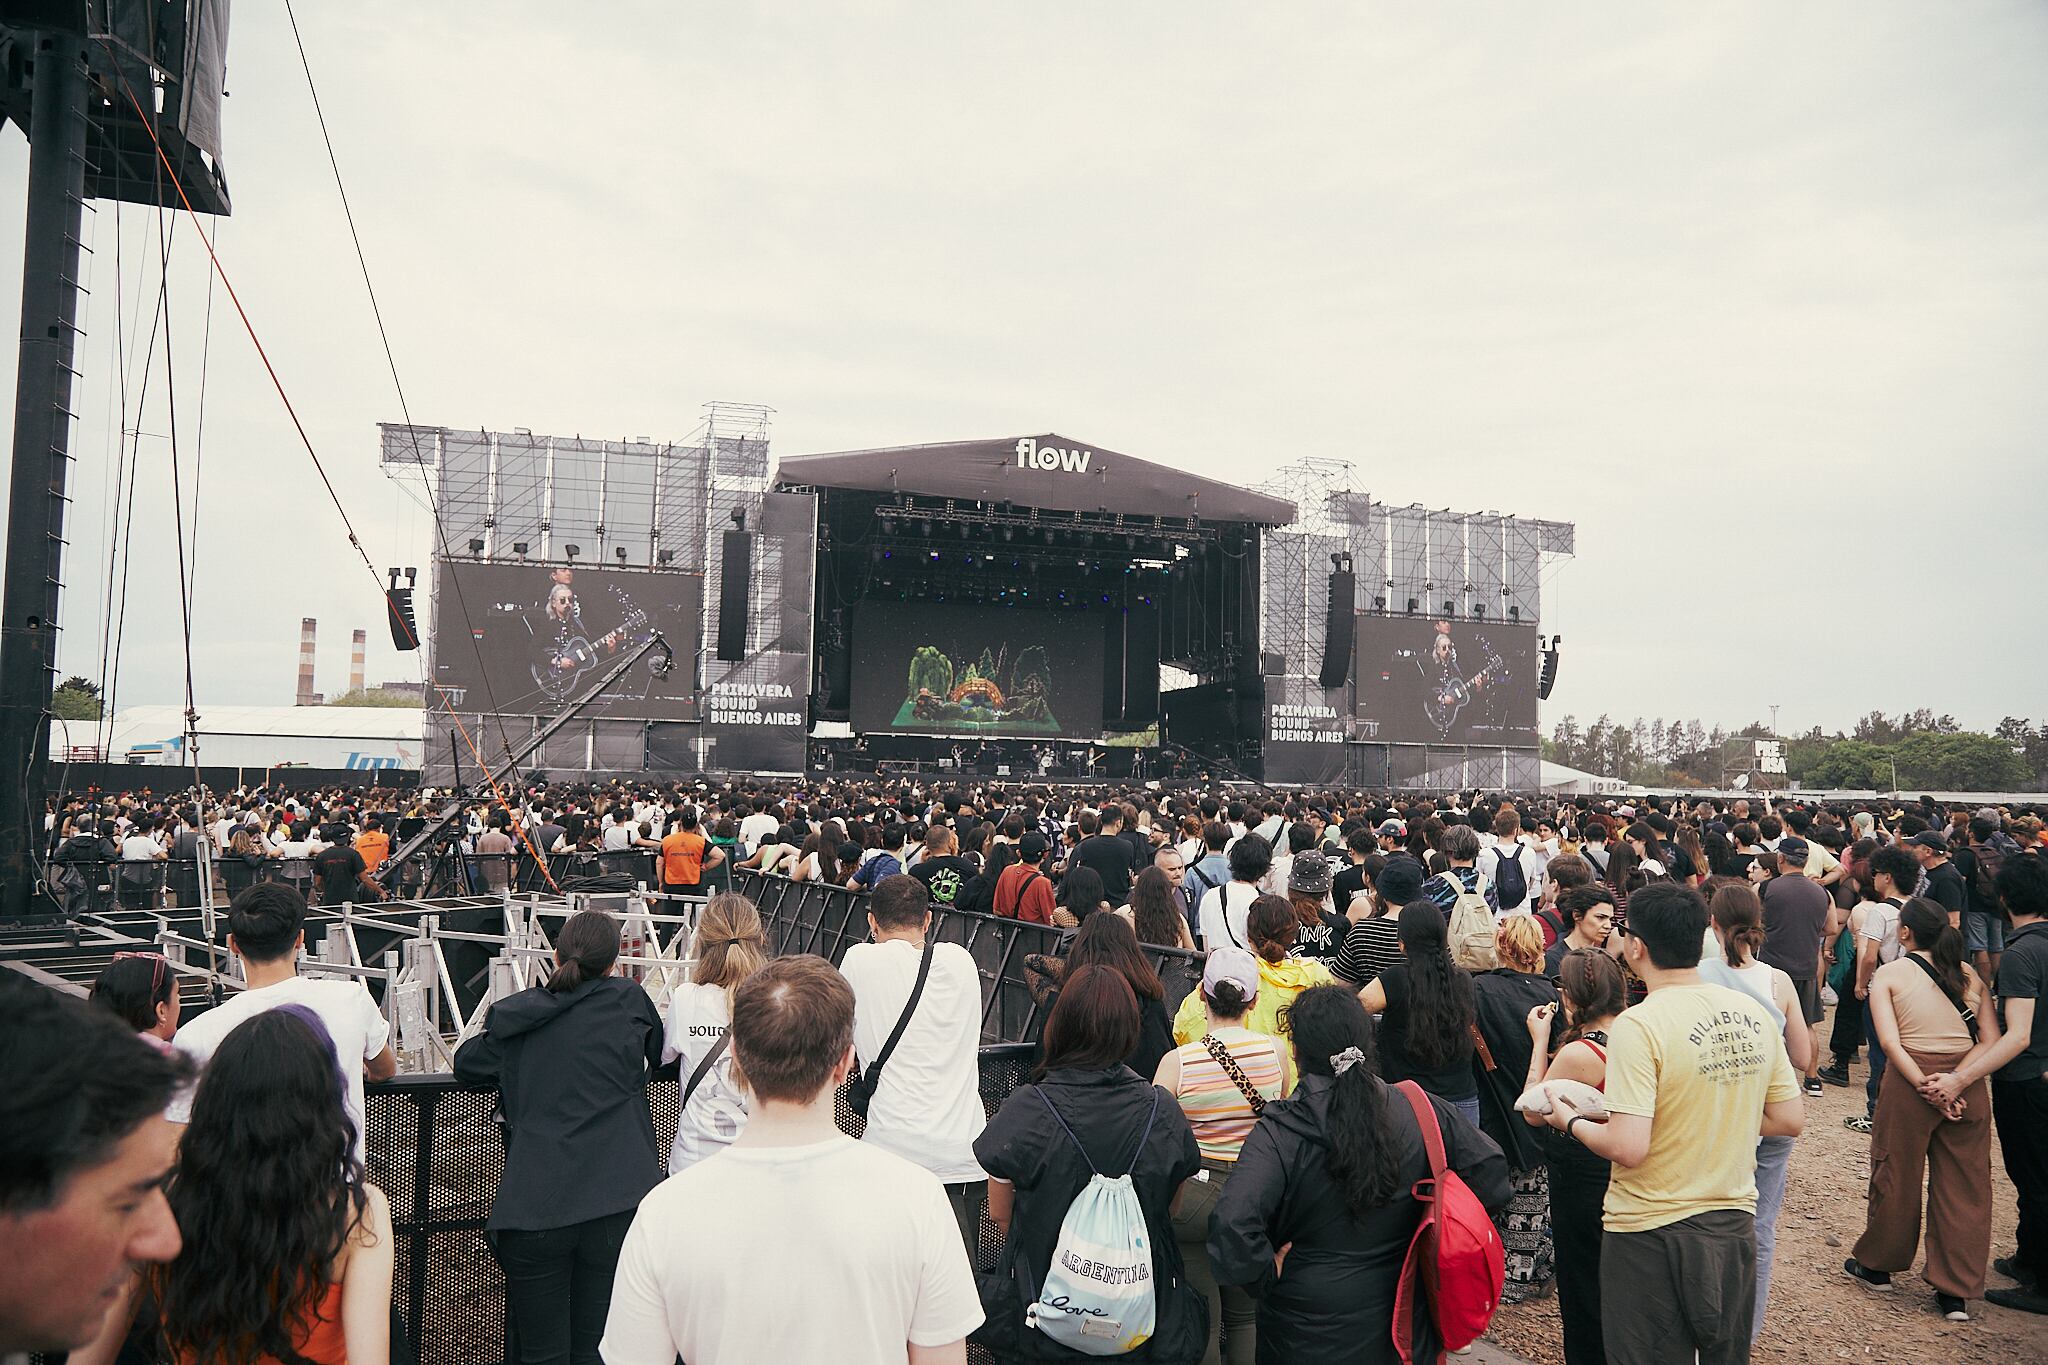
left=1864, top=1006, right=1888, bottom=1115
left=1451, top=1094, right=1482, bottom=1128
left=1751, top=1134, right=1795, bottom=1341
left=491, top=1208, right=637, bottom=1365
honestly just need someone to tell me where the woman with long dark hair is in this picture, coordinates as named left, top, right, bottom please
left=1126, top=864, right=1197, bottom=950
left=973, top=966, right=1208, bottom=1360
left=137, top=1005, right=393, bottom=1364
left=1052, top=863, right=1108, bottom=929
left=1208, top=985, right=1510, bottom=1364
left=455, top=909, right=665, bottom=1364
left=1845, top=897, right=2001, bottom=1321
left=1358, top=898, right=1480, bottom=1122
left=1024, top=912, right=1177, bottom=1079
left=1524, top=949, right=1626, bottom=1365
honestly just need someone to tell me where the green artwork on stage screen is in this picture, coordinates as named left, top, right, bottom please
left=893, top=641, right=1060, bottom=733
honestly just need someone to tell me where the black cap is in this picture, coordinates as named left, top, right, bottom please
left=1019, top=831, right=1049, bottom=862
left=1907, top=831, right=1950, bottom=853
left=1376, top=856, right=1426, bottom=905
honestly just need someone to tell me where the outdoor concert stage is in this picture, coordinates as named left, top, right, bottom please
left=381, top=420, right=1572, bottom=789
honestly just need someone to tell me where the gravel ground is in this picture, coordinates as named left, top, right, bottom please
left=1482, top=1008, right=2046, bottom=1364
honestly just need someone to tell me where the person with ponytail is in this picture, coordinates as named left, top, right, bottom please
left=1524, top=949, right=1626, bottom=1365
left=1207, top=984, right=1509, bottom=1364
left=1845, top=896, right=2001, bottom=1322
left=1701, top=881, right=1813, bottom=1345
left=1155, top=946, right=1292, bottom=1365
left=455, top=909, right=665, bottom=1363
left=1357, top=898, right=1480, bottom=1123
left=661, top=893, right=771, bottom=1173
left=1173, top=895, right=1336, bottom=1046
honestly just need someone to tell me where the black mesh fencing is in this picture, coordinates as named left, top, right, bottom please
left=730, top=869, right=1204, bottom=1044
left=370, top=1043, right=1039, bottom=1365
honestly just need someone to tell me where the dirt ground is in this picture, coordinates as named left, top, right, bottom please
left=1484, top=1007, right=2047, bottom=1364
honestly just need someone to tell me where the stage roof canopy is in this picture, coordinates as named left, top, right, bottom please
left=775, top=434, right=1298, bottom=525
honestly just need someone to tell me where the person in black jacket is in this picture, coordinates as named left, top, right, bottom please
left=1207, top=985, right=1511, bottom=1365
left=454, top=909, right=664, bottom=1365
left=1469, top=915, right=1561, bottom=1305
left=973, top=965, right=1208, bottom=1362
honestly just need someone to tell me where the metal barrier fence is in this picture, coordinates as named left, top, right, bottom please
left=10, top=869, right=1209, bottom=1363
left=369, top=1048, right=1038, bottom=1365
left=730, top=868, right=1205, bottom=1042
left=42, top=850, right=714, bottom=913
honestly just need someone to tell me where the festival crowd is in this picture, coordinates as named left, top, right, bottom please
left=6, top=778, right=2048, bottom=1365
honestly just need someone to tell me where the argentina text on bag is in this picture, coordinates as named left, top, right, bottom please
left=1026, top=1088, right=1162, bottom=1355
left=1440, top=873, right=1498, bottom=971
left=1391, top=1080, right=1504, bottom=1361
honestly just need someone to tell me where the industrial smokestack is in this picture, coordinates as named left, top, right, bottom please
left=296, top=618, right=319, bottom=706
left=350, top=629, right=367, bottom=696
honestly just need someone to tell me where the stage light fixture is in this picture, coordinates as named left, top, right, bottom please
left=657, top=550, right=675, bottom=565
left=1443, top=599, right=1455, bottom=614
left=1373, top=596, right=1387, bottom=610
left=1405, top=598, right=1418, bottom=614
left=468, top=538, right=485, bottom=554
left=513, top=542, right=529, bottom=557
left=1507, top=605, right=1518, bottom=621
left=1472, top=604, right=1485, bottom=619
left=615, top=547, right=629, bottom=563
left=404, top=567, right=417, bottom=585
left=565, top=544, right=581, bottom=562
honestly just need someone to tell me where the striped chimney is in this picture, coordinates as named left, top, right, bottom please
left=350, top=629, right=367, bottom=696
left=296, top=618, right=318, bottom=706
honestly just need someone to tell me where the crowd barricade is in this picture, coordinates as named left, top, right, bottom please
left=367, top=1045, right=1039, bottom=1365
left=729, top=869, right=1204, bottom=1044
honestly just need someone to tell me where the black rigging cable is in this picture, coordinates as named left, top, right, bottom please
left=280, top=0, right=519, bottom=764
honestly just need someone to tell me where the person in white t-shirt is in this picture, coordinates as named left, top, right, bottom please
left=737, top=799, right=780, bottom=853
left=601, top=955, right=981, bottom=1365
left=837, top=875, right=987, bottom=1254
left=661, top=894, right=770, bottom=1174
left=169, top=883, right=395, bottom=1167
left=1197, top=834, right=1270, bottom=952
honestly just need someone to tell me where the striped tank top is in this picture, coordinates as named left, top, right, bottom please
left=1171, top=1026, right=1286, bottom=1163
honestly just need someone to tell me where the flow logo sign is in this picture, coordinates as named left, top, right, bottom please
left=1014, top=437, right=1093, bottom=474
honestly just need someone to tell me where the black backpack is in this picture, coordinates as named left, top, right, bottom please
left=1491, top=844, right=1529, bottom=910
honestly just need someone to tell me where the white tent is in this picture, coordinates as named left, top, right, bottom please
left=1541, top=760, right=1638, bottom=796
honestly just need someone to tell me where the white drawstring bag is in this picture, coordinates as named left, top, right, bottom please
left=1025, top=1088, right=1161, bottom=1355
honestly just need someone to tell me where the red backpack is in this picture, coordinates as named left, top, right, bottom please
left=1391, top=1080, right=1505, bottom=1362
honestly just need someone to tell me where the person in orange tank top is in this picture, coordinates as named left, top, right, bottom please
left=71, top=1005, right=393, bottom=1365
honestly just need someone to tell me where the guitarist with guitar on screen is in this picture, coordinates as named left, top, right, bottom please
left=1422, top=619, right=1510, bottom=741
left=530, top=569, right=650, bottom=706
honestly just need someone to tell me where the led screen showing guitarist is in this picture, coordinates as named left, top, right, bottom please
left=429, top=559, right=704, bottom=721
left=531, top=574, right=653, bottom=703
left=1352, top=616, right=1539, bottom=746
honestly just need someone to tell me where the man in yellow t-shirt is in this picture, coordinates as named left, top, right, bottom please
left=1545, top=882, right=1804, bottom=1365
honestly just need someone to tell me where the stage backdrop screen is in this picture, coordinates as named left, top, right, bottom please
left=431, top=561, right=703, bottom=721
left=850, top=601, right=1105, bottom=739
left=1352, top=616, right=1539, bottom=747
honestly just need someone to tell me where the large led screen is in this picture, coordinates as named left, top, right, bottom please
left=1353, top=617, right=1539, bottom=746
left=850, top=601, right=1105, bottom=739
left=431, top=561, right=703, bottom=720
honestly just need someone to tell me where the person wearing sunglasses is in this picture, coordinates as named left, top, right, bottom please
left=90, top=953, right=180, bottom=1048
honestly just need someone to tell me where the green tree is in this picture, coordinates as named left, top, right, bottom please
left=325, top=688, right=423, bottom=709
left=1891, top=731, right=2029, bottom=791
left=50, top=675, right=102, bottom=720
left=1803, top=740, right=1893, bottom=790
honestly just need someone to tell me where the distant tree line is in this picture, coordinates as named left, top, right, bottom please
left=1543, top=707, right=2045, bottom=792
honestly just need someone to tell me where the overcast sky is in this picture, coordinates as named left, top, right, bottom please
left=2, top=2, right=2044, bottom=741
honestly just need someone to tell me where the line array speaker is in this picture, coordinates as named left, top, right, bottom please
left=1317, top=569, right=1356, bottom=688
left=716, top=530, right=752, bottom=662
